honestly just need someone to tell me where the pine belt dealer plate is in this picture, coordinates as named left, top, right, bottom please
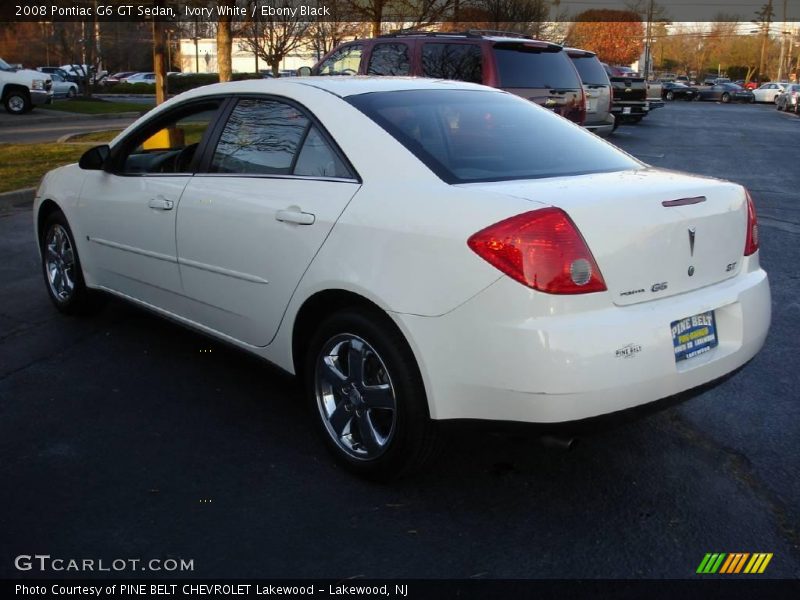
left=671, top=310, right=718, bottom=362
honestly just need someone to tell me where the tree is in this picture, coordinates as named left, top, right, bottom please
left=442, top=0, right=550, bottom=36
left=345, top=0, right=456, bottom=38
left=240, top=0, right=311, bottom=76
left=565, top=10, right=644, bottom=66
left=217, top=0, right=234, bottom=81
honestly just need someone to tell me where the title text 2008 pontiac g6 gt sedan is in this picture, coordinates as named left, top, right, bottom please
left=34, top=78, right=770, bottom=478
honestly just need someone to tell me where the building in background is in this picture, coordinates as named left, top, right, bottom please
left=178, top=38, right=314, bottom=74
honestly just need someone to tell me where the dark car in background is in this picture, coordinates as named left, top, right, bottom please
left=776, top=83, right=800, bottom=112
left=304, top=31, right=586, bottom=125
left=566, top=47, right=614, bottom=136
left=661, top=81, right=698, bottom=101
left=697, top=82, right=755, bottom=103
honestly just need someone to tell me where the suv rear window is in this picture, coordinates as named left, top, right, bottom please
left=421, top=43, right=483, bottom=84
left=494, top=46, right=580, bottom=89
left=348, top=89, right=639, bottom=184
left=570, top=55, right=608, bottom=86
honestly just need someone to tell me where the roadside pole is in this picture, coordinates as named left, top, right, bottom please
left=152, top=1, right=168, bottom=105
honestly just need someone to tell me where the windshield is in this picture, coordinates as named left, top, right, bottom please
left=347, top=89, right=640, bottom=184
left=570, top=55, right=608, bottom=86
left=494, top=46, right=580, bottom=89
left=0, top=58, right=12, bottom=71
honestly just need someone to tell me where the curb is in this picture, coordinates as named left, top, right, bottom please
left=0, top=187, right=35, bottom=209
left=0, top=111, right=143, bottom=128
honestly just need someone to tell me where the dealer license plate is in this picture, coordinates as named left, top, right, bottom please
left=671, top=311, right=718, bottom=362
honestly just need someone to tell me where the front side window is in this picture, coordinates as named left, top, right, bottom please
left=421, top=43, right=482, bottom=84
left=317, top=44, right=363, bottom=76
left=348, top=89, right=640, bottom=184
left=367, top=43, right=411, bottom=76
left=115, top=101, right=222, bottom=174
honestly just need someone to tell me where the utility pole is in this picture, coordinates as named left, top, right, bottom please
left=757, top=0, right=773, bottom=84
left=776, top=0, right=788, bottom=81
left=643, top=0, right=654, bottom=81
left=152, top=0, right=168, bottom=104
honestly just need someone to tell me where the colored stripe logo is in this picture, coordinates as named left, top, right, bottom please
left=696, top=553, right=773, bottom=574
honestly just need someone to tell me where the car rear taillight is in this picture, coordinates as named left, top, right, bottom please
left=744, top=190, right=759, bottom=256
left=467, top=208, right=607, bottom=294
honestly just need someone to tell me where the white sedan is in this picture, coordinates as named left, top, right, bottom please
left=752, top=82, right=788, bottom=104
left=49, top=73, right=78, bottom=98
left=33, top=78, right=771, bottom=478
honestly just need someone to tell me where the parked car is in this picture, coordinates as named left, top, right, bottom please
left=661, top=81, right=698, bottom=101
left=102, top=71, right=138, bottom=86
left=0, top=57, right=53, bottom=114
left=734, top=80, right=759, bottom=90
left=776, top=84, right=800, bottom=112
left=696, top=83, right=755, bottom=103
left=566, top=47, right=614, bottom=136
left=49, top=72, right=78, bottom=98
left=603, top=63, right=648, bottom=124
left=33, top=77, right=771, bottom=477
left=302, top=31, right=586, bottom=125
left=38, top=66, right=80, bottom=85
left=752, top=82, right=788, bottom=104
left=124, top=72, right=156, bottom=84
left=675, top=75, right=690, bottom=84
left=59, top=64, right=106, bottom=84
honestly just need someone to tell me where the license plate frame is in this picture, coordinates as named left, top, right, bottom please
left=671, top=310, right=719, bottom=362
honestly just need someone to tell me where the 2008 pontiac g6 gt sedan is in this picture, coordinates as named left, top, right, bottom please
left=34, top=77, right=771, bottom=478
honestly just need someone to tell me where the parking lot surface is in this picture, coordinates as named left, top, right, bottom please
left=1, top=101, right=798, bottom=579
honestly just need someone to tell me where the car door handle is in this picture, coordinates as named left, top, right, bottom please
left=148, top=196, right=174, bottom=211
left=276, top=208, right=315, bottom=225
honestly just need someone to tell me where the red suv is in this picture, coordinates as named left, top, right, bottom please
left=303, top=31, right=586, bottom=125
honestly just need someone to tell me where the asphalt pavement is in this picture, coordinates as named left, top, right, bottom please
left=0, top=101, right=798, bottom=580
left=0, top=111, right=138, bottom=143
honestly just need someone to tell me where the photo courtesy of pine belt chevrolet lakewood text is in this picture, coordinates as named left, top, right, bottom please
left=33, top=77, right=771, bottom=478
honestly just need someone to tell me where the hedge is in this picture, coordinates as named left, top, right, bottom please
left=101, top=72, right=264, bottom=95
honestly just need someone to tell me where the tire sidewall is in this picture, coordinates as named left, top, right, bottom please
left=304, top=309, right=431, bottom=478
left=41, top=212, right=92, bottom=313
left=5, top=91, right=30, bottom=114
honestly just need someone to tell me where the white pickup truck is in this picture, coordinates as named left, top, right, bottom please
left=0, top=57, right=53, bottom=114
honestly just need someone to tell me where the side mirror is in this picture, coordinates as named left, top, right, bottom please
left=297, top=66, right=312, bottom=77
left=79, top=144, right=110, bottom=170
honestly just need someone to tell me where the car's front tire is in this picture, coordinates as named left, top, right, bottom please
left=4, top=89, right=31, bottom=114
left=40, top=211, right=103, bottom=315
left=304, top=308, right=439, bottom=480
left=665, top=91, right=674, bottom=101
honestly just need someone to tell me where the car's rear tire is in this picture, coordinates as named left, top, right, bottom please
left=4, top=89, right=31, bottom=114
left=40, top=211, right=103, bottom=315
left=721, top=93, right=731, bottom=103
left=67, top=87, right=77, bottom=98
left=304, top=308, right=439, bottom=480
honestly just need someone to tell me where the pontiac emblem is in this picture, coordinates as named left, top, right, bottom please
left=688, top=227, right=696, bottom=257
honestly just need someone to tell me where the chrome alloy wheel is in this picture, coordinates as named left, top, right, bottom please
left=8, top=95, right=25, bottom=113
left=44, top=224, right=76, bottom=302
left=315, top=334, right=397, bottom=460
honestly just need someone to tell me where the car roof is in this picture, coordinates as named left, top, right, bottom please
left=181, top=76, right=493, bottom=100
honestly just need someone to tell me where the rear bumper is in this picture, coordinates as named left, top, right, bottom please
left=583, top=113, right=615, bottom=136
left=394, top=256, right=770, bottom=424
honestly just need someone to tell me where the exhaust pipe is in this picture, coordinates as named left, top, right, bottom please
left=539, top=435, right=578, bottom=451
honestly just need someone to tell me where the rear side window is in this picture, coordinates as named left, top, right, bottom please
left=494, top=46, right=580, bottom=89
left=211, top=99, right=309, bottom=175
left=569, top=55, right=608, bottom=86
left=317, top=44, right=363, bottom=76
left=348, top=89, right=639, bottom=184
left=367, top=43, right=411, bottom=76
left=421, top=43, right=483, bottom=84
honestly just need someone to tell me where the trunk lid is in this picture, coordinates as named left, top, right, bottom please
left=465, top=169, right=749, bottom=305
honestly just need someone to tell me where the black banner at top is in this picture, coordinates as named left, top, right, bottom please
left=1, top=0, right=799, bottom=24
